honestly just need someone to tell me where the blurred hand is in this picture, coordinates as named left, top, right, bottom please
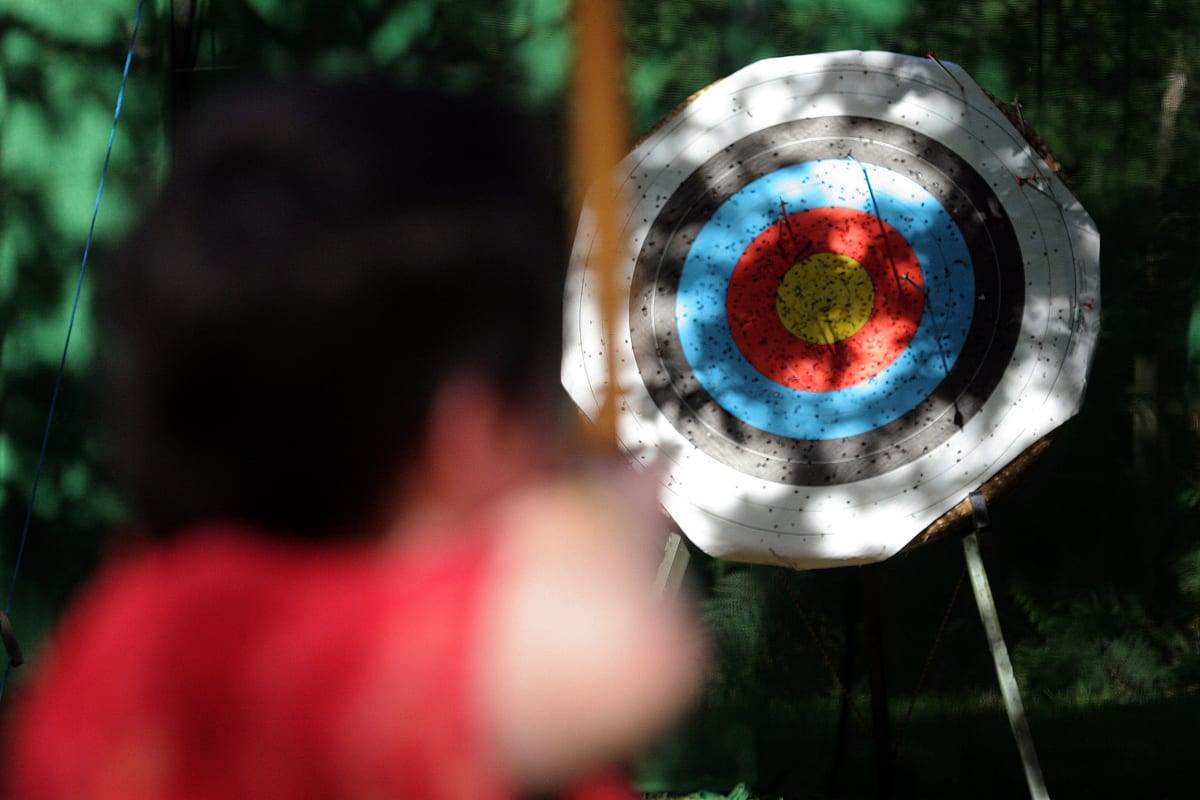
left=475, top=470, right=707, bottom=793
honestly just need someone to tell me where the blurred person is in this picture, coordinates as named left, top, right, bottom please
left=4, top=81, right=703, bottom=800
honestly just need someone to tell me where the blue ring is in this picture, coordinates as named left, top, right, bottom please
left=676, top=159, right=975, bottom=440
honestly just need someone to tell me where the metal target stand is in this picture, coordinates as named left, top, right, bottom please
left=648, top=431, right=1060, bottom=800
left=651, top=433, right=1061, bottom=799
left=655, top=486, right=1052, bottom=800
left=961, top=493, right=1050, bottom=800
left=569, top=48, right=1097, bottom=800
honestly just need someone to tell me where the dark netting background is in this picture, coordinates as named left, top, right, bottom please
left=2, top=2, right=1199, bottom=798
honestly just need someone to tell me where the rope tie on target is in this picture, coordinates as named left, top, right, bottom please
left=0, top=0, right=146, bottom=704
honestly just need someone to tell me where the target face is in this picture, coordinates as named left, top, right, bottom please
left=564, top=51, right=1100, bottom=568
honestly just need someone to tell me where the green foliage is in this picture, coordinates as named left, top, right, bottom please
left=1012, top=586, right=1175, bottom=704
left=2, top=0, right=127, bottom=45
left=5, top=1, right=1200, bottom=795
left=1180, top=548, right=1200, bottom=603
left=651, top=783, right=761, bottom=800
left=1173, top=547, right=1200, bottom=686
left=0, top=0, right=162, bottom=658
left=510, top=0, right=572, bottom=103
left=187, top=0, right=577, bottom=106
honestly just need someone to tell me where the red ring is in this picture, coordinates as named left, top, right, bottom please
left=726, top=207, right=925, bottom=392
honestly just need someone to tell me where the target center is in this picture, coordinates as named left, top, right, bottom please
left=775, top=252, right=875, bottom=345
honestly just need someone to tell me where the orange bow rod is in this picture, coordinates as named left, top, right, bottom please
left=569, top=0, right=628, bottom=452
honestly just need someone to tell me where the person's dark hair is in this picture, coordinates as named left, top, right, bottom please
left=99, top=80, right=564, bottom=538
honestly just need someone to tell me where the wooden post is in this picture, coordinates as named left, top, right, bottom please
left=828, top=570, right=859, bottom=794
left=861, top=564, right=895, bottom=800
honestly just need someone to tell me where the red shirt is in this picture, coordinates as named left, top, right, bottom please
left=6, top=527, right=634, bottom=800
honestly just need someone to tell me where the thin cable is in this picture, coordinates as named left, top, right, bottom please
left=854, top=153, right=962, bottom=425
left=1, top=0, right=146, bottom=701
left=850, top=155, right=906, bottom=297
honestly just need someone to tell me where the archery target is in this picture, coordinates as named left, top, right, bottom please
left=563, top=51, right=1100, bottom=569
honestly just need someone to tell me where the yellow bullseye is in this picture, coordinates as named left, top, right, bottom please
left=775, top=252, right=875, bottom=345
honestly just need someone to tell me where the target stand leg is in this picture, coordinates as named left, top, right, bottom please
left=861, top=564, right=896, bottom=800
left=826, top=566, right=895, bottom=800
left=655, top=531, right=690, bottom=598
left=828, top=572, right=859, bottom=794
left=963, top=493, right=1051, bottom=800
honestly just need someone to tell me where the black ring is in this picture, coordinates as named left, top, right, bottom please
left=629, top=116, right=1024, bottom=485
